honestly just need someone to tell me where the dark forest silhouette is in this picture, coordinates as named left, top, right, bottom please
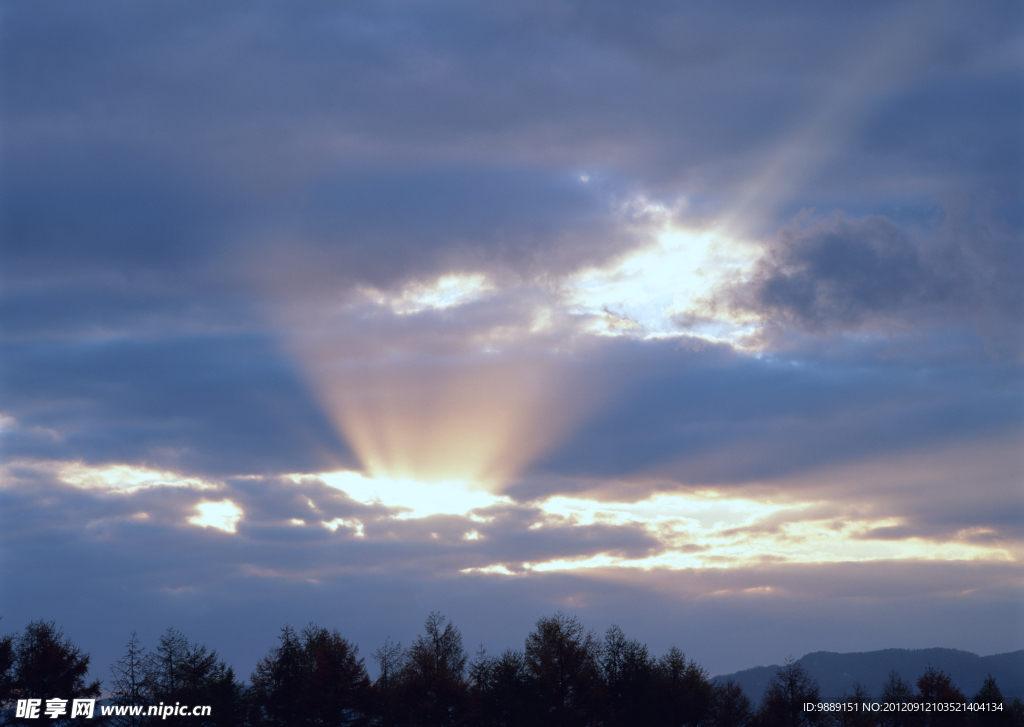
left=1, top=614, right=1021, bottom=727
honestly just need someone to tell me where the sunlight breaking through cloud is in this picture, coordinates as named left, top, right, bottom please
left=189, top=500, right=243, bottom=533
left=566, top=223, right=761, bottom=342
left=292, top=470, right=511, bottom=518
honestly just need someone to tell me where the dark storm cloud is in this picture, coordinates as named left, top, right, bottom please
left=723, top=206, right=1022, bottom=338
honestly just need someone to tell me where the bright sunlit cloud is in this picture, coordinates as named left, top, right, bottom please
left=324, top=517, right=365, bottom=537
left=291, top=470, right=511, bottom=519
left=567, top=223, right=760, bottom=342
left=56, top=462, right=215, bottom=492
left=189, top=500, right=243, bottom=533
left=511, top=491, right=1016, bottom=573
left=364, top=273, right=494, bottom=315
left=539, top=492, right=786, bottom=529
left=287, top=471, right=1017, bottom=573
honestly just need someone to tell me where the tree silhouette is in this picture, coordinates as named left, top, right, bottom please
left=880, top=670, right=915, bottom=727
left=836, top=683, right=874, bottom=727
left=109, top=632, right=148, bottom=727
left=4, top=620, right=101, bottom=726
left=302, top=624, right=371, bottom=726
left=654, top=646, right=716, bottom=727
left=756, top=659, right=820, bottom=727
left=372, top=636, right=405, bottom=727
left=468, top=647, right=531, bottom=727
left=143, top=628, right=243, bottom=727
left=713, top=679, right=753, bottom=727
left=602, top=625, right=657, bottom=727
left=524, top=612, right=603, bottom=727
left=916, top=667, right=966, bottom=727
left=1, top=611, right=1006, bottom=727
left=971, top=676, right=1011, bottom=727
left=252, top=626, right=307, bottom=726
left=251, top=623, right=370, bottom=727
left=147, top=627, right=190, bottom=702
left=395, top=612, right=468, bottom=727
left=0, top=629, right=14, bottom=712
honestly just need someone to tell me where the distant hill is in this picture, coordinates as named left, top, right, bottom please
left=712, top=649, right=1024, bottom=704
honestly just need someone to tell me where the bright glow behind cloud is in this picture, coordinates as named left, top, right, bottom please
left=567, top=223, right=760, bottom=341
left=268, top=215, right=763, bottom=491
left=293, top=470, right=510, bottom=518
left=189, top=500, right=243, bottom=533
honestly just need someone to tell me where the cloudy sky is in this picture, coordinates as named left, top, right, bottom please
left=1, top=0, right=1021, bottom=678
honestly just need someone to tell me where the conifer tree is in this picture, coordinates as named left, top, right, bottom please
left=467, top=647, right=530, bottom=727
left=109, top=632, right=148, bottom=727
left=0, top=628, right=14, bottom=711
left=880, top=671, right=915, bottom=727
left=916, top=667, right=966, bottom=727
left=756, top=659, right=821, bottom=727
left=971, top=676, right=1011, bottom=727
left=655, top=646, right=716, bottom=727
left=395, top=612, right=468, bottom=727
left=251, top=623, right=370, bottom=727
left=713, top=679, right=753, bottom=727
left=372, top=636, right=405, bottom=727
left=6, top=621, right=101, bottom=726
left=524, top=612, right=603, bottom=727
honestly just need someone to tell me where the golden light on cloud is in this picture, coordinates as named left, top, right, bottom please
left=293, top=470, right=510, bottom=518
left=460, top=564, right=520, bottom=576
left=538, top=492, right=785, bottom=529
left=189, top=500, right=243, bottom=533
left=56, top=462, right=214, bottom=492
left=460, top=491, right=1016, bottom=575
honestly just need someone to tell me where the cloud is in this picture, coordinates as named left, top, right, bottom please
left=722, top=207, right=1022, bottom=340
left=5, top=441, right=1018, bottom=581
left=0, top=335, right=352, bottom=476
left=3, top=460, right=1020, bottom=677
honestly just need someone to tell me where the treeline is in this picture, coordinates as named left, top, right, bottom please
left=1, top=613, right=1022, bottom=727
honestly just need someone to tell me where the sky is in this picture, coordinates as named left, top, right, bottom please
left=1, top=0, right=1022, bottom=681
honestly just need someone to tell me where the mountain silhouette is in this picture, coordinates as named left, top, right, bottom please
left=713, top=648, right=1024, bottom=702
